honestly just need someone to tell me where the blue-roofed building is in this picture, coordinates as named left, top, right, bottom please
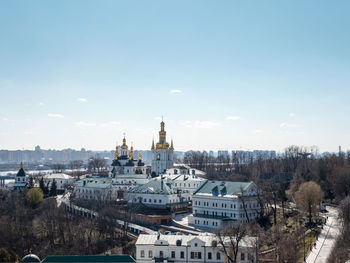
left=188, top=180, right=262, bottom=229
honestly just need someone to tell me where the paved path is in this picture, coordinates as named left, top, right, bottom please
left=306, top=206, right=341, bottom=263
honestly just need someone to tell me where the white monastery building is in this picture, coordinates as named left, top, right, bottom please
left=135, top=233, right=257, bottom=263
left=43, top=173, right=75, bottom=192
left=189, top=180, right=261, bottom=229
left=125, top=177, right=190, bottom=212
left=163, top=165, right=206, bottom=194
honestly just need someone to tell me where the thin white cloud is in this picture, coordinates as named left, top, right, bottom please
left=178, top=120, right=192, bottom=128
left=39, top=102, right=45, bottom=106
left=2, top=118, right=8, bottom=121
left=254, top=129, right=264, bottom=133
left=170, top=89, right=182, bottom=94
left=48, top=113, right=64, bottom=118
left=194, top=121, right=220, bottom=129
left=75, top=121, right=96, bottom=127
left=100, top=121, right=121, bottom=128
left=78, top=98, right=87, bottom=102
left=280, top=122, right=300, bottom=128
left=289, top=112, right=295, bottom=117
left=154, top=116, right=162, bottom=120
left=226, top=116, right=241, bottom=120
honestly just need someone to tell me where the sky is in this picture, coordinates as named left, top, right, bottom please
left=0, top=0, right=350, bottom=152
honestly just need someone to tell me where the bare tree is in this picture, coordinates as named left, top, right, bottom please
left=215, top=222, right=248, bottom=263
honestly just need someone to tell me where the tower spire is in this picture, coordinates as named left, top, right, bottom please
left=151, top=138, right=155, bottom=150
left=20, top=161, right=23, bottom=169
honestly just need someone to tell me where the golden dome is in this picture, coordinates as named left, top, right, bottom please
left=121, top=137, right=128, bottom=149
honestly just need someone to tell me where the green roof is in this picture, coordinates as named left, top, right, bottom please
left=194, top=180, right=253, bottom=197
left=41, top=255, right=134, bottom=263
left=127, top=178, right=176, bottom=195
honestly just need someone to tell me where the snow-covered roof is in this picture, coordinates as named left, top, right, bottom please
left=136, top=233, right=256, bottom=248
left=74, top=178, right=112, bottom=189
left=43, top=173, right=73, bottom=180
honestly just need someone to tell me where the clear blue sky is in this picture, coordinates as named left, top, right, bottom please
left=1, top=0, right=349, bottom=152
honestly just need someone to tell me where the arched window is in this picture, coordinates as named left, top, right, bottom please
left=217, top=252, right=221, bottom=260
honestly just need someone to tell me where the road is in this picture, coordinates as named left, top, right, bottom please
left=306, top=206, right=341, bottom=263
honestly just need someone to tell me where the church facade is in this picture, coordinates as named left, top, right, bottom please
left=151, top=121, right=174, bottom=176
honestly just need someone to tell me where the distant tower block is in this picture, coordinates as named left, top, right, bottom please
left=151, top=120, right=174, bottom=175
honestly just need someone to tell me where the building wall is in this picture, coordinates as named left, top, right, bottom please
left=136, top=243, right=256, bottom=263
left=151, top=148, right=174, bottom=175
left=189, top=194, right=261, bottom=229
left=126, top=192, right=182, bottom=208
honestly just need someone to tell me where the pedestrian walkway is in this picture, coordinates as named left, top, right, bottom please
left=306, top=206, right=341, bottom=263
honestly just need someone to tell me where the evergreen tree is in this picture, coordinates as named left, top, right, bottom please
left=39, top=177, right=45, bottom=192
left=49, top=179, right=57, bottom=196
left=44, top=181, right=50, bottom=196
left=28, top=176, right=34, bottom=188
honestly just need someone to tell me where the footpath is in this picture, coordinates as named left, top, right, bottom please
left=306, top=206, right=341, bottom=263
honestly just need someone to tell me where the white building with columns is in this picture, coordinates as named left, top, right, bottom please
left=135, top=233, right=257, bottom=263
left=151, top=121, right=174, bottom=176
left=188, top=180, right=261, bottom=229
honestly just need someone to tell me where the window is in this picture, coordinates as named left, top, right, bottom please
left=208, top=252, right=212, bottom=259
left=148, top=251, right=152, bottom=258
left=159, top=200, right=162, bottom=203
left=180, top=251, right=184, bottom=259
left=217, top=252, right=221, bottom=260
left=149, top=199, right=151, bottom=203
left=194, top=243, right=198, bottom=247
left=241, top=252, right=245, bottom=261
left=171, top=251, right=175, bottom=258
left=190, top=252, right=201, bottom=259
left=190, top=252, right=194, bottom=259
left=140, top=250, right=145, bottom=258
left=159, top=251, right=164, bottom=258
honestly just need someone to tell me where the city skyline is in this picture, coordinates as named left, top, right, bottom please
left=1, top=1, right=350, bottom=152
